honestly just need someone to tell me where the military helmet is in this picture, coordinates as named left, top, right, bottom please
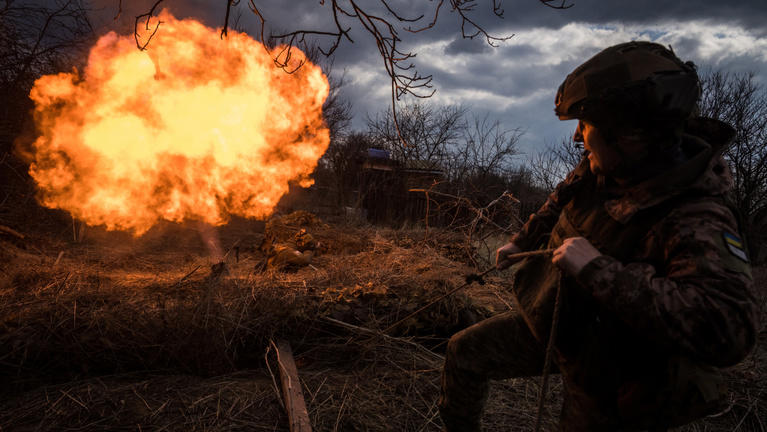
left=555, top=41, right=700, bottom=130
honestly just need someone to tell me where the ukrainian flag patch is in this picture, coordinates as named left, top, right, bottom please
left=723, top=231, right=749, bottom=263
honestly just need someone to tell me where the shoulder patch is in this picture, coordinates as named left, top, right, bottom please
left=723, top=231, right=749, bottom=263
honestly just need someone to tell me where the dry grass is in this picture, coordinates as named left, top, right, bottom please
left=0, top=214, right=764, bottom=431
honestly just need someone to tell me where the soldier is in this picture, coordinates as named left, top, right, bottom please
left=258, top=230, right=317, bottom=271
left=294, top=228, right=319, bottom=253
left=439, top=42, right=759, bottom=431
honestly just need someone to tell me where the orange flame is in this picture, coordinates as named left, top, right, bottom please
left=27, top=11, right=330, bottom=235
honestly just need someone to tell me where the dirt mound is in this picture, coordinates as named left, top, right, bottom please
left=265, top=211, right=372, bottom=255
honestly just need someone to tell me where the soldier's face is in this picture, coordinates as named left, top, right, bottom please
left=574, top=121, right=621, bottom=176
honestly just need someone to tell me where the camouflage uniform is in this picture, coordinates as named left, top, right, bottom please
left=439, top=118, right=759, bottom=431
left=294, top=228, right=318, bottom=252
left=259, top=229, right=318, bottom=271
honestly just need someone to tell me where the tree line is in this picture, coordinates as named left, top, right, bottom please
left=1, top=1, right=765, bottom=262
left=318, top=74, right=767, bottom=261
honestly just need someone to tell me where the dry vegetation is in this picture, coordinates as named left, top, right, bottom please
left=0, top=212, right=764, bottom=431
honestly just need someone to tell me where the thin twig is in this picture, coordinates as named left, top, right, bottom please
left=134, top=0, right=164, bottom=50
left=0, top=224, right=24, bottom=239
left=174, top=265, right=201, bottom=286
left=264, top=340, right=285, bottom=409
left=323, top=317, right=444, bottom=362
left=534, top=274, right=563, bottom=432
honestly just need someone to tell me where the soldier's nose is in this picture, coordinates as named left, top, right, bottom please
left=573, top=121, right=584, bottom=142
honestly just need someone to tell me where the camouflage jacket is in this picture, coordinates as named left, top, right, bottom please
left=510, top=117, right=759, bottom=425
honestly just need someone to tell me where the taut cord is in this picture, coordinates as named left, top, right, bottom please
left=535, top=272, right=563, bottom=432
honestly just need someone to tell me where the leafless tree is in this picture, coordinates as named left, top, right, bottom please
left=322, top=70, right=353, bottom=142
left=367, top=103, right=524, bottom=197
left=317, top=132, right=372, bottom=207
left=699, top=70, right=767, bottom=261
left=0, top=0, right=94, bottom=227
left=0, top=0, right=93, bottom=90
left=367, top=102, right=467, bottom=169
left=366, top=102, right=529, bottom=245
left=425, top=116, right=523, bottom=267
left=0, top=0, right=93, bottom=143
left=528, top=136, right=582, bottom=191
left=448, top=114, right=522, bottom=183
left=0, top=0, right=94, bottom=156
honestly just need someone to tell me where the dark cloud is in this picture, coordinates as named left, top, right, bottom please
left=669, top=36, right=705, bottom=62
left=82, top=1, right=767, bottom=161
left=482, top=0, right=767, bottom=33
left=423, top=56, right=560, bottom=100
left=416, top=40, right=574, bottom=102
left=91, top=1, right=767, bottom=48
left=444, top=37, right=493, bottom=55
left=505, top=43, right=542, bottom=58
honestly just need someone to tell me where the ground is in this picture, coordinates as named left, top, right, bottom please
left=0, top=213, right=764, bottom=431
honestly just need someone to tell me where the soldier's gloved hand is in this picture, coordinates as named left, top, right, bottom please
left=496, top=242, right=522, bottom=270
left=552, top=237, right=602, bottom=276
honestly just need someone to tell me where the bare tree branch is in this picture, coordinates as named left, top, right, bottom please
left=539, top=0, right=574, bottom=9
left=134, top=0, right=165, bottom=51
left=1, top=0, right=93, bottom=90
left=529, top=137, right=582, bottom=191
left=699, top=70, right=767, bottom=260
left=220, top=0, right=240, bottom=39
left=368, top=103, right=467, bottom=168
left=130, top=1, right=564, bottom=147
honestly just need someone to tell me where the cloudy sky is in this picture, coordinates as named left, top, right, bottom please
left=90, top=0, right=767, bottom=161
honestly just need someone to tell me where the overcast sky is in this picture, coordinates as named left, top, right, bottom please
left=90, top=0, right=767, bottom=162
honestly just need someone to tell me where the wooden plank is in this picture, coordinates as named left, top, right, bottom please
left=276, top=340, right=312, bottom=432
left=0, top=224, right=24, bottom=239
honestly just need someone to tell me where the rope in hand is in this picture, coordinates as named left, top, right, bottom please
left=382, top=248, right=555, bottom=335
left=535, top=272, right=563, bottom=432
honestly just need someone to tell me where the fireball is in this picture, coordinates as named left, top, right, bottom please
left=27, top=11, right=330, bottom=235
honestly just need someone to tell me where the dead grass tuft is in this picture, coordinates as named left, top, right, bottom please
left=0, top=217, right=764, bottom=431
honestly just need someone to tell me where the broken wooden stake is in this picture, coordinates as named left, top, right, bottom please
left=0, top=224, right=24, bottom=240
left=53, top=251, right=65, bottom=268
left=276, top=340, right=312, bottom=432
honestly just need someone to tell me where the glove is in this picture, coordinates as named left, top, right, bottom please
left=496, top=242, right=522, bottom=270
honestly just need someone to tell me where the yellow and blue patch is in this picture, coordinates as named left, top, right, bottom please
left=723, top=231, right=749, bottom=263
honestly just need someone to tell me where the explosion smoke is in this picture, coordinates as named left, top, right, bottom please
left=27, top=11, right=330, bottom=235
